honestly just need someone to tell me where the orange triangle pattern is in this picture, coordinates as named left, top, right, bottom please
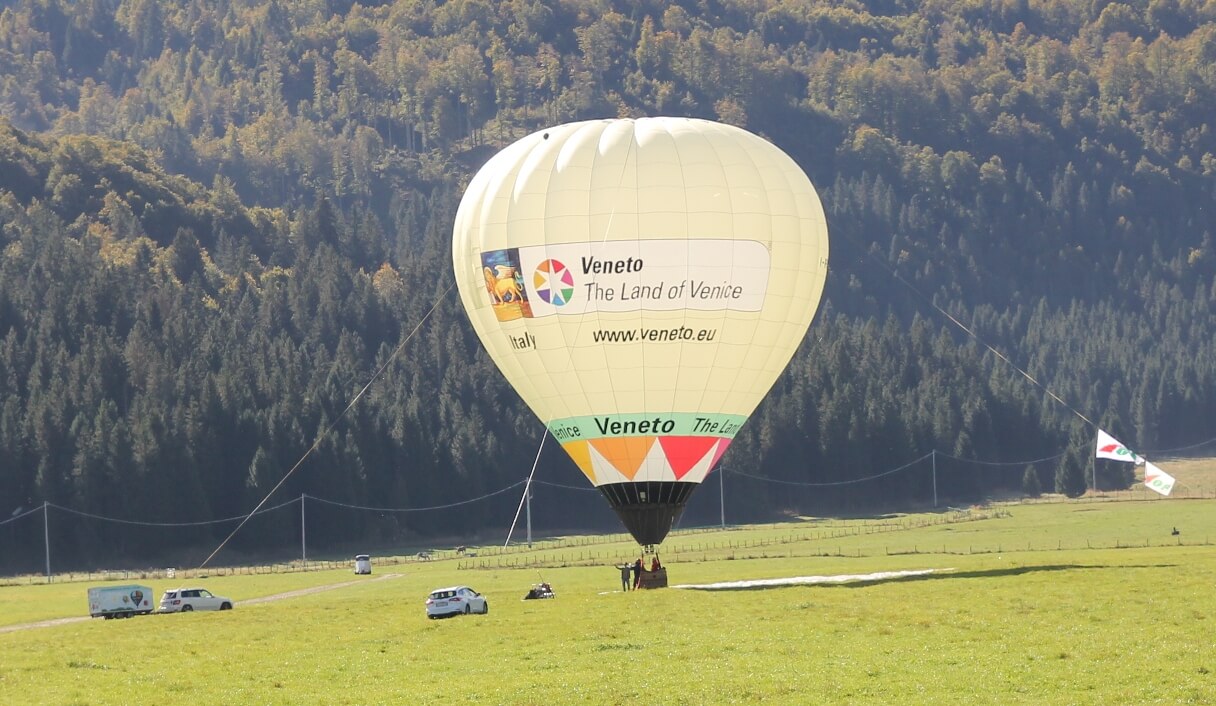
left=658, top=436, right=722, bottom=480
left=588, top=437, right=656, bottom=480
left=561, top=440, right=597, bottom=484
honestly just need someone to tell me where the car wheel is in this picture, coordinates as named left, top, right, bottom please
left=481, top=602, right=489, bottom=615
left=463, top=604, right=471, bottom=615
left=181, top=604, right=193, bottom=612
left=220, top=602, right=232, bottom=610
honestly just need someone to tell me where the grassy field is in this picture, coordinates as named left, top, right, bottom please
left=2, top=496, right=1215, bottom=704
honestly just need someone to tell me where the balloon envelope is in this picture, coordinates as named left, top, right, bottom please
left=452, top=117, right=828, bottom=545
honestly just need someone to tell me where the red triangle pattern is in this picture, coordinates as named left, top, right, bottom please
left=658, top=436, right=724, bottom=480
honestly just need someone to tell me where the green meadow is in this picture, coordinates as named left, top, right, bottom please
left=2, top=497, right=1215, bottom=705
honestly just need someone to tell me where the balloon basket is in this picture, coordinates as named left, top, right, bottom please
left=637, top=567, right=668, bottom=590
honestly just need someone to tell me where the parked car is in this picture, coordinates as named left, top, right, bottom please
left=425, top=586, right=488, bottom=618
left=159, top=587, right=234, bottom=613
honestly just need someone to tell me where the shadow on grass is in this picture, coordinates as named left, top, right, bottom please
left=675, top=563, right=1178, bottom=592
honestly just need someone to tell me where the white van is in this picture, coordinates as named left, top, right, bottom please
left=354, top=554, right=372, bottom=574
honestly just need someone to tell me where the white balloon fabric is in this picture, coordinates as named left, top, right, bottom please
left=452, top=117, right=829, bottom=545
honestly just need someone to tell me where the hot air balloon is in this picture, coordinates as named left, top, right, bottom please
left=452, top=117, right=828, bottom=548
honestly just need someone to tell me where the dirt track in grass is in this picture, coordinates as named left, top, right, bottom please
left=0, top=573, right=403, bottom=634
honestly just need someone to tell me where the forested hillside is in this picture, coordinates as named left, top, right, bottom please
left=2, top=0, right=1215, bottom=570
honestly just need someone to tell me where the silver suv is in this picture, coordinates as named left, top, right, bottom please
left=159, top=587, right=234, bottom=613
left=425, top=586, right=487, bottom=618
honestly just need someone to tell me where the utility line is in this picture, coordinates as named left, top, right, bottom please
left=8, top=434, right=1208, bottom=531
left=0, top=506, right=43, bottom=527
left=198, top=280, right=454, bottom=570
left=50, top=498, right=299, bottom=527
left=935, top=451, right=1067, bottom=466
left=1143, top=433, right=1216, bottom=457
left=726, top=453, right=933, bottom=487
left=531, top=479, right=599, bottom=491
left=308, top=481, right=526, bottom=513
left=845, top=233, right=1096, bottom=428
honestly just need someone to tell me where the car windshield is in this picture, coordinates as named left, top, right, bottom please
left=162, top=591, right=177, bottom=599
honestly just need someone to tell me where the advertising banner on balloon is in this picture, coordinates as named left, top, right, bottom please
left=476, top=239, right=771, bottom=321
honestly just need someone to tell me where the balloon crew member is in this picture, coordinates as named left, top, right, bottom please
left=633, top=557, right=644, bottom=589
left=619, top=563, right=632, bottom=591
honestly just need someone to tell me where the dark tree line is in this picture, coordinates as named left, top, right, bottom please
left=1, top=0, right=1215, bottom=570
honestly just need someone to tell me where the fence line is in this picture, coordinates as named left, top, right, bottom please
left=0, top=552, right=448, bottom=588
left=4, top=460, right=1213, bottom=583
left=459, top=508, right=1007, bottom=569
left=458, top=535, right=1211, bottom=571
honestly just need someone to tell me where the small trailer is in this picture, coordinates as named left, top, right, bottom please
left=88, top=585, right=155, bottom=619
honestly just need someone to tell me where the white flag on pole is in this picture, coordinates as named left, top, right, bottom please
left=1143, top=462, right=1176, bottom=496
left=1095, top=429, right=1144, bottom=464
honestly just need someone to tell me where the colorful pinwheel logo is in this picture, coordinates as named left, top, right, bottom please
left=534, top=259, right=574, bottom=305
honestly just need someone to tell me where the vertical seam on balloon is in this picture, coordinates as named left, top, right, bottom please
left=680, top=119, right=715, bottom=442
left=751, top=145, right=798, bottom=444
left=632, top=123, right=651, bottom=481
left=564, top=121, right=634, bottom=483
left=496, top=141, right=527, bottom=414
left=544, top=124, right=583, bottom=428
left=459, top=145, right=536, bottom=440
left=757, top=141, right=817, bottom=450
left=718, top=124, right=769, bottom=481
left=499, top=136, right=547, bottom=425
left=687, top=120, right=749, bottom=453
left=752, top=133, right=793, bottom=420
left=671, top=120, right=694, bottom=467
left=593, top=121, right=628, bottom=477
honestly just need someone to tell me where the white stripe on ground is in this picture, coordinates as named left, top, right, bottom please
left=0, top=573, right=403, bottom=634
left=673, top=568, right=947, bottom=590
left=240, top=573, right=403, bottom=605
left=0, top=616, right=89, bottom=633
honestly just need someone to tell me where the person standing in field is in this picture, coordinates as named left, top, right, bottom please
left=618, top=563, right=631, bottom=591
